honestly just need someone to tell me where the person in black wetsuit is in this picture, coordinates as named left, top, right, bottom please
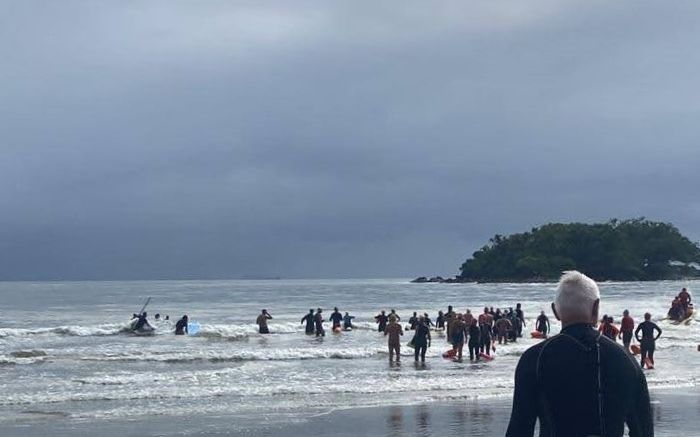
left=314, top=308, right=325, bottom=337
left=468, top=319, right=481, bottom=361
left=635, top=312, right=662, bottom=369
left=375, top=310, right=388, bottom=332
left=536, top=311, right=550, bottom=337
left=301, top=309, right=315, bottom=335
left=412, top=316, right=431, bottom=363
left=423, top=313, right=434, bottom=328
left=506, top=271, right=653, bottom=437
left=175, top=315, right=188, bottom=335
left=515, top=303, right=526, bottom=337
left=343, top=312, right=355, bottom=330
left=408, top=312, right=419, bottom=330
left=329, top=307, right=343, bottom=330
left=132, top=312, right=150, bottom=331
left=435, top=310, right=445, bottom=330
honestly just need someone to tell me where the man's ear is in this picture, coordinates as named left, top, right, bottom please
left=592, top=299, right=600, bottom=324
left=551, top=302, right=561, bottom=321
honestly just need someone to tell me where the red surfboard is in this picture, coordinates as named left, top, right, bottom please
left=630, top=345, right=641, bottom=355
left=442, top=349, right=456, bottom=359
left=531, top=331, right=546, bottom=339
left=479, top=352, right=494, bottom=361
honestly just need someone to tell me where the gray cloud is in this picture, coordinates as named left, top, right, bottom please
left=2, top=1, right=700, bottom=279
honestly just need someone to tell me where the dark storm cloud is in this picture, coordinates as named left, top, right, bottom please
left=2, top=1, right=700, bottom=279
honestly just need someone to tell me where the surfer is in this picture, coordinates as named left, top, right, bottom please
left=301, top=309, right=315, bottom=335
left=175, top=315, right=188, bottom=335
left=620, top=310, right=635, bottom=351
left=385, top=315, right=403, bottom=363
left=343, top=312, right=355, bottom=330
left=412, top=316, right=431, bottom=363
left=375, top=310, right=388, bottom=332
left=506, top=271, right=653, bottom=437
left=468, top=319, right=481, bottom=361
left=329, top=307, right=343, bottom=330
left=535, top=311, right=550, bottom=337
left=635, top=313, right=662, bottom=369
left=314, top=308, right=325, bottom=337
left=390, top=309, right=401, bottom=322
left=132, top=312, right=151, bottom=331
left=408, top=312, right=419, bottom=330
left=423, top=313, right=434, bottom=327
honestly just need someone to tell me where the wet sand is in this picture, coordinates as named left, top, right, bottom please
left=0, top=390, right=697, bottom=436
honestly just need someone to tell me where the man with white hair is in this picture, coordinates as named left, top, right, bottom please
left=506, top=271, right=652, bottom=437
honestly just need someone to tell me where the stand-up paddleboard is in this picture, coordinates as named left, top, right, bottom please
left=630, top=344, right=641, bottom=355
left=644, top=357, right=654, bottom=369
left=187, top=322, right=200, bottom=336
left=531, top=331, right=546, bottom=339
left=479, top=352, right=494, bottom=361
left=442, top=349, right=456, bottom=359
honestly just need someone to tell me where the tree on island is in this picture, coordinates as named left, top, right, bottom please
left=459, top=219, right=700, bottom=282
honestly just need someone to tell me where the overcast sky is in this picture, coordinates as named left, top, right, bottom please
left=2, top=1, right=700, bottom=280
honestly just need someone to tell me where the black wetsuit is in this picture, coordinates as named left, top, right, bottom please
left=536, top=315, right=549, bottom=335
left=635, top=321, right=661, bottom=368
left=468, top=324, right=481, bottom=360
left=436, top=314, right=445, bottom=329
left=506, top=324, right=652, bottom=437
left=516, top=308, right=525, bottom=337
left=376, top=314, right=388, bottom=332
left=175, top=318, right=188, bottom=335
left=133, top=314, right=148, bottom=331
left=479, top=322, right=492, bottom=356
left=301, top=313, right=314, bottom=334
left=412, top=323, right=430, bottom=362
left=408, top=316, right=418, bottom=330
left=330, top=311, right=343, bottom=329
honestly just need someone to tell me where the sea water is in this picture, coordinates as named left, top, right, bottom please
left=0, top=279, right=697, bottom=431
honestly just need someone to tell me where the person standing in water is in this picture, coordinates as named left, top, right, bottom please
left=423, top=313, right=434, bottom=328
left=445, top=305, right=456, bottom=340
left=451, top=314, right=468, bottom=360
left=314, top=308, right=325, bottom=337
left=599, top=315, right=619, bottom=342
left=635, top=312, right=662, bottom=369
left=620, top=309, right=635, bottom=351
left=468, top=319, right=481, bottom=361
left=256, top=309, right=272, bottom=334
left=515, top=303, right=526, bottom=337
left=175, top=315, right=188, bottom=335
left=412, top=316, right=431, bottom=363
left=495, top=316, right=512, bottom=345
left=385, top=315, right=403, bottom=363
left=506, top=271, right=652, bottom=437
left=329, top=307, right=343, bottom=330
left=535, top=310, right=550, bottom=337
left=478, top=307, right=493, bottom=356
left=435, top=310, right=445, bottom=330
left=390, top=309, right=401, bottom=322
left=408, top=312, right=419, bottom=330
left=375, top=310, right=388, bottom=332
left=301, top=309, right=315, bottom=335
left=343, top=312, right=355, bottom=330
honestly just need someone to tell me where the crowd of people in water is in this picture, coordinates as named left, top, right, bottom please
left=127, top=286, right=691, bottom=372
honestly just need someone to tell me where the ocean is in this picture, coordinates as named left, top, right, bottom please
left=0, top=279, right=698, bottom=436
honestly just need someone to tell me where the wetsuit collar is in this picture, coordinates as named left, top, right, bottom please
left=561, top=323, right=595, bottom=336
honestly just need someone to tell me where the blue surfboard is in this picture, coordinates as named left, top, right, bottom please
left=187, top=322, right=200, bottom=336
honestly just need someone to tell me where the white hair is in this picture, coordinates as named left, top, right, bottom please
left=554, top=271, right=600, bottom=321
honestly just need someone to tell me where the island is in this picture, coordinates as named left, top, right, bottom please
left=413, top=219, right=700, bottom=283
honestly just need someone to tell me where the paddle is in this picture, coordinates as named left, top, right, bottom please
left=137, top=297, right=151, bottom=315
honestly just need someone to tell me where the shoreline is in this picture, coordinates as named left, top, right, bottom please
left=1, top=389, right=697, bottom=437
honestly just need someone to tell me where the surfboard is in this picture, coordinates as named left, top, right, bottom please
left=187, top=322, right=200, bottom=336
left=479, top=352, right=494, bottom=361
left=442, top=349, right=456, bottom=359
left=531, top=331, right=546, bottom=339
left=630, top=344, right=641, bottom=355
left=644, top=357, right=654, bottom=369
